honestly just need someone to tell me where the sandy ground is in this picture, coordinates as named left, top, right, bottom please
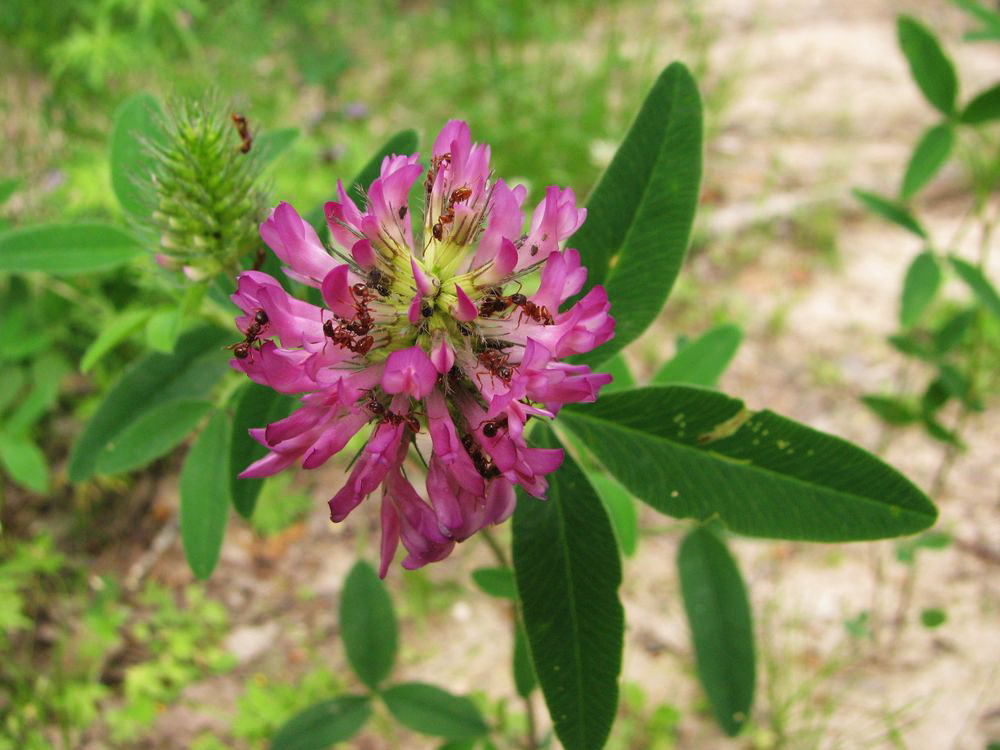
left=98, top=2, right=1000, bottom=748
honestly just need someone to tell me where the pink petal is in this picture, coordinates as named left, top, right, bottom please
left=382, top=347, right=438, bottom=399
left=452, top=285, right=478, bottom=322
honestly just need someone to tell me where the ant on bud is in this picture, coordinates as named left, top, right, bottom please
left=231, top=113, right=252, bottom=154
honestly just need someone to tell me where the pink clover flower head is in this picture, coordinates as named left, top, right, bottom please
left=230, top=120, right=615, bottom=576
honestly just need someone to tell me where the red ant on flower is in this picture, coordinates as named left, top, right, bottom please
left=478, top=288, right=554, bottom=325
left=479, top=414, right=508, bottom=438
left=432, top=184, right=473, bottom=241
left=461, top=433, right=501, bottom=479
left=362, top=390, right=421, bottom=433
left=227, top=308, right=268, bottom=359
left=476, top=348, right=514, bottom=387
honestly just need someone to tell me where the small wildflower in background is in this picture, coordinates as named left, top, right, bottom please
left=230, top=120, right=614, bottom=576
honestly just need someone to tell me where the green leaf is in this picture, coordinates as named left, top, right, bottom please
left=179, top=410, right=231, bottom=580
left=653, top=324, right=743, bottom=387
left=920, top=607, right=947, bottom=628
left=951, top=0, right=1000, bottom=42
left=229, top=383, right=296, bottom=519
left=80, top=309, right=153, bottom=373
left=678, top=526, right=755, bottom=736
left=570, top=62, right=703, bottom=367
left=471, top=567, right=517, bottom=600
left=0, top=432, right=50, bottom=494
left=560, top=387, right=937, bottom=541
left=852, top=190, right=927, bottom=238
left=110, top=92, right=165, bottom=219
left=270, top=695, right=371, bottom=750
left=598, top=354, right=635, bottom=394
left=381, top=683, right=488, bottom=740
left=949, top=256, right=1000, bottom=320
left=339, top=560, right=397, bottom=690
left=145, top=308, right=182, bottom=353
left=861, top=395, right=919, bottom=426
left=897, top=16, right=959, bottom=116
left=68, top=325, right=231, bottom=482
left=0, top=223, right=144, bottom=274
left=0, top=178, right=20, bottom=206
left=513, top=623, right=536, bottom=698
left=961, top=82, right=1000, bottom=123
left=95, top=399, right=212, bottom=475
left=588, top=473, right=638, bottom=557
left=0, top=367, right=25, bottom=415
left=933, top=307, right=977, bottom=354
left=512, top=424, right=624, bottom=750
left=255, top=127, right=299, bottom=166
left=5, top=354, right=67, bottom=434
left=901, top=124, right=954, bottom=200
left=899, top=251, right=942, bottom=327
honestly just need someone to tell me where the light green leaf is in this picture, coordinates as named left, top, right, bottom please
left=0, top=367, right=25, bottom=415
left=68, top=325, right=231, bottom=482
left=861, top=395, right=920, bottom=426
left=678, top=526, right=755, bottom=736
left=145, top=308, right=182, bottom=353
left=180, top=410, right=231, bottom=580
left=897, top=16, right=959, bottom=116
left=588, top=472, right=638, bottom=557
left=570, top=62, right=703, bottom=367
left=229, top=382, right=296, bottom=519
left=512, top=424, right=623, bottom=750
left=254, top=128, right=300, bottom=166
left=471, top=567, right=517, bottom=600
left=80, top=309, right=153, bottom=373
left=900, top=251, right=941, bottom=327
left=951, top=0, right=1000, bottom=42
left=381, top=683, right=488, bottom=740
left=0, top=223, right=144, bottom=274
left=110, top=92, right=165, bottom=219
left=901, top=124, right=954, bottom=200
left=949, top=256, right=1000, bottom=320
left=339, top=560, right=397, bottom=690
left=560, top=387, right=937, bottom=541
left=598, top=354, right=635, bottom=393
left=0, top=178, right=20, bottom=206
left=653, top=324, right=743, bottom=387
left=5, top=354, right=67, bottom=434
left=95, top=399, right=212, bottom=476
left=270, top=696, right=371, bottom=750
left=852, top=189, right=927, bottom=238
left=0, top=432, right=50, bottom=494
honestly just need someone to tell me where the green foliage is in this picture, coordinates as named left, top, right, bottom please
left=561, top=387, right=937, bottom=541
left=677, top=526, right=755, bottom=736
left=179, top=410, right=232, bottom=580
left=588, top=472, right=639, bottom=557
left=897, top=16, right=959, bottom=116
left=920, top=607, right=947, bottom=628
left=950, top=256, right=1000, bottom=321
left=80, top=308, right=153, bottom=373
left=270, top=696, right=372, bottom=750
left=110, top=92, right=166, bottom=219
left=951, top=0, right=1000, bottom=42
left=248, top=474, right=314, bottom=536
left=339, top=560, right=398, bottom=691
left=572, top=62, right=704, bottom=367
left=962, top=82, right=1000, bottom=123
left=0, top=223, right=144, bottom=273
left=471, top=567, right=517, bottom=600
left=512, top=424, right=624, bottom=750
left=901, top=124, right=954, bottom=199
left=381, top=683, right=489, bottom=741
left=96, top=398, right=213, bottom=474
left=900, top=251, right=942, bottom=327
left=852, top=189, right=926, bottom=238
left=598, top=354, right=636, bottom=393
left=652, top=323, right=743, bottom=387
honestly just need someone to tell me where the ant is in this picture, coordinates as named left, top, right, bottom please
left=367, top=268, right=392, bottom=297
left=476, top=349, right=514, bottom=386
left=424, top=152, right=452, bottom=193
left=227, top=308, right=269, bottom=359
left=363, top=390, right=421, bottom=432
left=322, top=319, right=374, bottom=355
left=479, top=414, right=508, bottom=438
left=431, top=183, right=471, bottom=241
left=477, top=289, right=554, bottom=325
left=251, top=246, right=267, bottom=270
left=231, top=113, right=252, bottom=154
left=461, top=434, right=501, bottom=479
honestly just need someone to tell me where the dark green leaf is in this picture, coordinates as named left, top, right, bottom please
left=0, top=223, right=144, bottom=274
left=951, top=0, right=1000, bottom=41
left=95, top=399, right=212, bottom=475
left=471, top=567, right=517, bottom=600
left=900, top=251, right=941, bottom=327
left=922, top=413, right=963, bottom=447
left=922, top=378, right=951, bottom=416
left=255, top=128, right=300, bottom=166
left=949, top=256, right=1000, bottom=320
left=852, top=189, right=927, bottom=238
left=861, top=395, right=919, bottom=426
left=598, top=354, right=635, bottom=394
left=180, top=410, right=231, bottom=580
left=270, top=696, right=371, bottom=750
left=901, top=124, right=954, bottom=200
left=0, top=433, right=49, bottom=494
left=513, top=623, right=536, bottom=698
left=109, top=92, right=165, bottom=219
left=570, top=62, right=703, bottom=367
left=588, top=473, right=638, bottom=557
left=961, top=82, right=1000, bottom=123
left=678, top=526, right=755, bottom=736
left=229, top=383, right=297, bottom=519
left=68, top=325, right=231, bottom=482
left=0, top=178, right=20, bottom=206
left=512, top=424, right=623, bottom=750
left=339, top=560, right=397, bottom=690
left=888, top=332, right=935, bottom=361
left=0, top=367, right=25, bottom=415
left=381, top=683, right=488, bottom=740
left=897, top=16, right=959, bottom=116
left=933, top=307, right=977, bottom=354
left=80, top=309, right=153, bottom=373
left=560, top=387, right=937, bottom=541
left=653, top=324, right=743, bottom=387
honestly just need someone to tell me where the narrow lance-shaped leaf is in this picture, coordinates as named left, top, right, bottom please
left=80, top=308, right=153, bottom=373
left=678, top=526, right=755, bottom=737
left=381, top=683, right=488, bottom=740
left=270, top=696, right=372, bottom=750
left=110, top=92, right=165, bottom=219
left=900, top=124, right=954, bottom=200
left=949, top=256, right=1000, bottom=321
left=897, top=16, right=959, bottom=116
left=0, top=223, right=145, bottom=274
left=254, top=127, right=299, bottom=167
left=95, top=399, right=213, bottom=476
left=560, top=387, right=937, bottom=542
left=861, top=395, right=920, bottom=426
left=570, top=62, right=703, bottom=367
left=471, top=567, right=517, bottom=599
left=180, top=410, right=231, bottom=580
left=0, top=433, right=50, bottom=494
left=653, top=323, right=743, bottom=387
left=512, top=424, right=624, bottom=750
left=961, top=82, right=1000, bottom=123
left=513, top=623, right=537, bottom=698
left=588, top=472, right=639, bottom=557
left=339, top=560, right=397, bottom=690
left=68, top=325, right=232, bottom=482
left=900, top=250, right=941, bottom=327
left=852, top=190, right=927, bottom=238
